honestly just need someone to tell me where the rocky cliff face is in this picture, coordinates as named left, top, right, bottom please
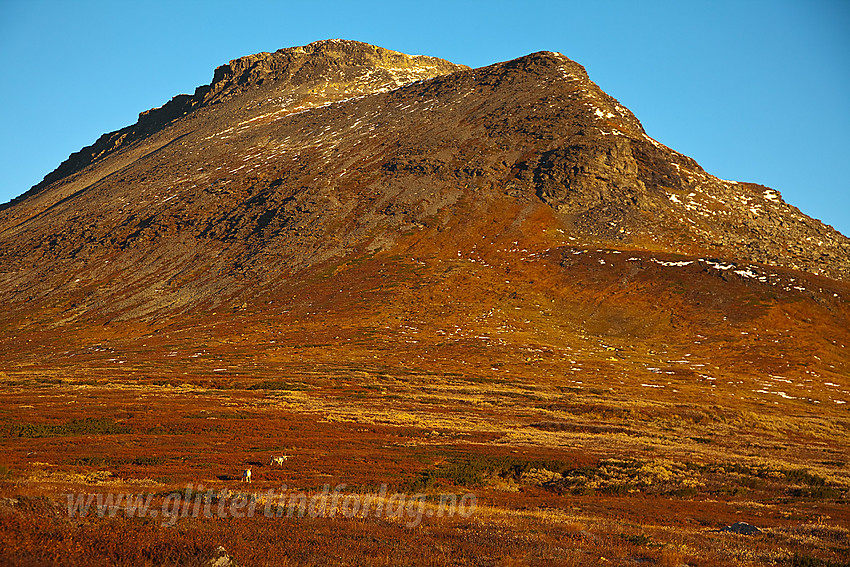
left=0, top=40, right=847, bottom=332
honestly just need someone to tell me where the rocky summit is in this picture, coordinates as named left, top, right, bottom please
left=0, top=40, right=848, bottom=565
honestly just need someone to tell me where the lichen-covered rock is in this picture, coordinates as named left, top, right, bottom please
left=720, top=521, right=761, bottom=535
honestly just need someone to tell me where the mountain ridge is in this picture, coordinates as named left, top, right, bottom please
left=7, top=39, right=464, bottom=207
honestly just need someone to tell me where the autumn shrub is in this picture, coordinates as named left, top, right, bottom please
left=783, top=468, right=827, bottom=486
left=790, top=553, right=850, bottom=567
left=5, top=417, right=130, bottom=438
left=408, top=454, right=582, bottom=490
left=619, top=533, right=651, bottom=546
left=247, top=380, right=308, bottom=391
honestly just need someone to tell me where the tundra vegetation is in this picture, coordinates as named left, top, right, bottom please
left=0, top=344, right=847, bottom=565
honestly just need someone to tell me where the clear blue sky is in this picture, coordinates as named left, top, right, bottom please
left=1, top=0, right=848, bottom=235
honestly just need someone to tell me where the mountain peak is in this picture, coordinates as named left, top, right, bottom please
left=205, top=39, right=465, bottom=104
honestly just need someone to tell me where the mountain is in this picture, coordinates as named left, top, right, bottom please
left=1, top=36, right=849, bottom=414
left=2, top=39, right=849, bottom=565
left=2, top=39, right=849, bottom=360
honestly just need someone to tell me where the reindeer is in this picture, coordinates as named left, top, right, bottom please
left=241, top=468, right=252, bottom=483
left=269, top=455, right=290, bottom=467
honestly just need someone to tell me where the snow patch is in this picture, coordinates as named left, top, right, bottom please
left=651, top=259, right=694, bottom=267
left=701, top=259, right=735, bottom=271
left=594, top=108, right=616, bottom=120
left=734, top=269, right=758, bottom=279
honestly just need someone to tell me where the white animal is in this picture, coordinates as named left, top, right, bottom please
left=242, top=468, right=252, bottom=483
left=269, top=455, right=290, bottom=466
